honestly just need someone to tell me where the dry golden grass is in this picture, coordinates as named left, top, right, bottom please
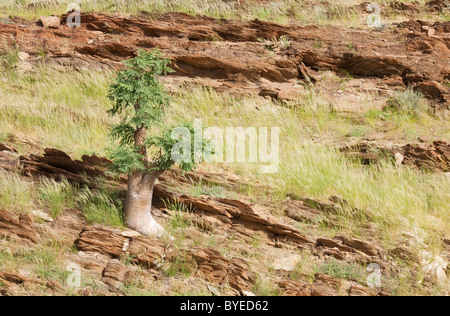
left=0, top=0, right=447, bottom=26
left=1, top=64, right=448, bottom=256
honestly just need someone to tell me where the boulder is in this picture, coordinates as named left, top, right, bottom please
left=40, top=16, right=60, bottom=28
left=17, top=52, right=30, bottom=61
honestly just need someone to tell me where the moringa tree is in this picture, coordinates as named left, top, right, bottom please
left=107, top=49, right=207, bottom=237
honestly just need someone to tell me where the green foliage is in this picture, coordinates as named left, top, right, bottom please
left=107, top=49, right=173, bottom=142
left=106, top=49, right=210, bottom=176
left=146, top=124, right=194, bottom=172
left=147, top=123, right=212, bottom=172
left=120, top=253, right=137, bottom=265
left=105, top=143, right=148, bottom=174
left=6, top=240, right=71, bottom=283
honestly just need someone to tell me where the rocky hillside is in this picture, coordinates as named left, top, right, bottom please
left=0, top=0, right=449, bottom=296
left=1, top=145, right=447, bottom=296
left=2, top=9, right=450, bottom=104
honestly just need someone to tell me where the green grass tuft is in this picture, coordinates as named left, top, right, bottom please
left=76, top=187, right=124, bottom=226
left=384, top=88, right=430, bottom=120
left=0, top=172, right=33, bottom=214
left=38, top=178, right=76, bottom=218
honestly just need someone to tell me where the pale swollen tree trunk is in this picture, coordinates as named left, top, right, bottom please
left=123, top=123, right=166, bottom=237
left=124, top=171, right=165, bottom=237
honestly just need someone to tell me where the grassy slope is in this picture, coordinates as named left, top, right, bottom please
left=0, top=0, right=448, bottom=25
left=1, top=64, right=449, bottom=253
left=0, top=1, right=449, bottom=295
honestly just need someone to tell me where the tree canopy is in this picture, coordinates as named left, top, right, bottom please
left=106, top=49, right=208, bottom=176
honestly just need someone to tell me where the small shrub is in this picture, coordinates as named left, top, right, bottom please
left=385, top=88, right=429, bottom=119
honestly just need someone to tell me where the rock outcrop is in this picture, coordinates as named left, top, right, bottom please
left=0, top=12, right=448, bottom=102
left=341, top=140, right=450, bottom=172
left=0, top=209, right=39, bottom=244
left=75, top=225, right=253, bottom=292
left=3, top=148, right=314, bottom=248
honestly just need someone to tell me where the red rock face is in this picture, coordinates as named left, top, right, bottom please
left=0, top=209, right=40, bottom=244
left=0, top=13, right=448, bottom=103
left=341, top=140, right=450, bottom=172
left=76, top=225, right=253, bottom=293
left=402, top=141, right=450, bottom=172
